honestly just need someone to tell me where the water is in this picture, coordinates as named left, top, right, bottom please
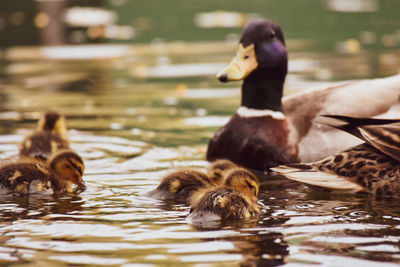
left=0, top=41, right=399, bottom=266
left=1, top=0, right=400, bottom=264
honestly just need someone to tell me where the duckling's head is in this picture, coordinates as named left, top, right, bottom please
left=39, top=112, right=67, bottom=137
left=223, top=168, right=259, bottom=202
left=207, top=159, right=238, bottom=184
left=49, top=150, right=85, bottom=193
left=217, top=18, right=287, bottom=82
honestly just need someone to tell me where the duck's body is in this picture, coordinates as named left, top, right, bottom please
left=208, top=110, right=298, bottom=171
left=19, top=112, right=69, bottom=162
left=272, top=116, right=400, bottom=197
left=0, top=150, right=85, bottom=195
left=188, top=167, right=260, bottom=222
left=207, top=18, right=400, bottom=172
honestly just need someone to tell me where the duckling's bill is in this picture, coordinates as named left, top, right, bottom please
left=217, top=44, right=258, bottom=82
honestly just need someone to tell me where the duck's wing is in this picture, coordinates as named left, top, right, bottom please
left=283, top=74, right=400, bottom=162
left=359, top=124, right=400, bottom=162
left=317, top=115, right=400, bottom=162
left=318, top=115, right=400, bottom=141
left=272, top=143, right=398, bottom=193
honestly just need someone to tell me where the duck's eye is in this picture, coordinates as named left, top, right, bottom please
left=267, top=31, right=276, bottom=40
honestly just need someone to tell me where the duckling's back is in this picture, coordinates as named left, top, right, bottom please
left=19, top=131, right=70, bottom=161
left=188, top=187, right=259, bottom=222
left=147, top=169, right=214, bottom=203
left=0, top=161, right=53, bottom=194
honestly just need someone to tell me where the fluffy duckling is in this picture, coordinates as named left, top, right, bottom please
left=0, top=149, right=85, bottom=195
left=188, top=167, right=260, bottom=222
left=147, top=159, right=239, bottom=203
left=272, top=116, right=400, bottom=197
left=19, top=112, right=69, bottom=162
left=207, top=18, right=400, bottom=172
left=207, top=159, right=238, bottom=183
left=146, top=168, right=214, bottom=203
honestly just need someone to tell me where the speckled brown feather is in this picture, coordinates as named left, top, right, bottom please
left=273, top=143, right=400, bottom=197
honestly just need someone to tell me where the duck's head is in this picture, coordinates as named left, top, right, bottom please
left=223, top=167, right=259, bottom=202
left=207, top=159, right=238, bottom=184
left=39, top=112, right=67, bottom=137
left=49, top=150, right=85, bottom=193
left=217, top=18, right=287, bottom=82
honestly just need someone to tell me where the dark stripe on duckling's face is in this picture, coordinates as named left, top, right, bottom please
left=224, top=168, right=259, bottom=198
left=67, top=157, right=84, bottom=176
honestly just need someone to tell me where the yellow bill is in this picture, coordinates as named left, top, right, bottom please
left=217, top=44, right=258, bottom=82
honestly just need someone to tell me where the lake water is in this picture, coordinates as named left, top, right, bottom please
left=1, top=0, right=400, bottom=266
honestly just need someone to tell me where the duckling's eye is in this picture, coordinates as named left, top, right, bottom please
left=244, top=55, right=249, bottom=59
left=76, top=166, right=83, bottom=175
left=245, top=180, right=257, bottom=195
left=251, top=187, right=257, bottom=195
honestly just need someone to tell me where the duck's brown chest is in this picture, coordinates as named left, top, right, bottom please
left=207, top=114, right=299, bottom=172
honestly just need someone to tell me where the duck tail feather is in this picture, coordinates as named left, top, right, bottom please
left=271, top=165, right=364, bottom=191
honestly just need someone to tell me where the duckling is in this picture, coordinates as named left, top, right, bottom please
left=207, top=18, right=400, bottom=172
left=0, top=149, right=85, bottom=195
left=146, top=168, right=215, bottom=203
left=271, top=116, right=400, bottom=197
left=206, top=159, right=238, bottom=183
left=19, top=112, right=69, bottom=162
left=146, top=159, right=238, bottom=203
left=188, top=167, right=260, bottom=222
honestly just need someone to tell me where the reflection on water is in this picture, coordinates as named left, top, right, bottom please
left=0, top=40, right=399, bottom=266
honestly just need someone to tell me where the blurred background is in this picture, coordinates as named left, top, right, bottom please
left=1, top=0, right=400, bottom=51
left=0, top=0, right=400, bottom=146
left=1, top=1, right=400, bottom=266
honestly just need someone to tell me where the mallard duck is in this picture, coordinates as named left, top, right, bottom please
left=146, top=159, right=237, bottom=203
left=271, top=115, right=400, bottom=197
left=0, top=149, right=85, bottom=194
left=187, top=167, right=260, bottom=222
left=207, top=18, right=400, bottom=172
left=19, top=112, right=69, bottom=162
